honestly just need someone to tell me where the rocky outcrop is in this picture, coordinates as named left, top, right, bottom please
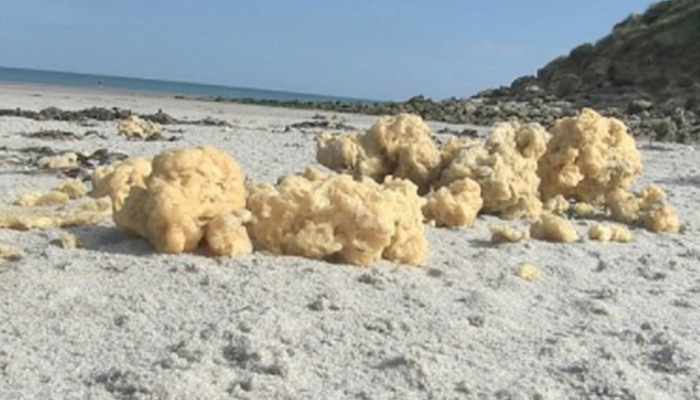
left=537, top=0, right=700, bottom=101
left=471, top=0, right=700, bottom=141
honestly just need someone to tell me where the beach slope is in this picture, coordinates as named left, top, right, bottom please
left=1, top=85, right=699, bottom=399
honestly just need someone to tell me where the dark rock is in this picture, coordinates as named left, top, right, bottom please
left=510, top=75, right=538, bottom=92
left=23, top=130, right=82, bottom=141
left=649, top=118, right=679, bottom=142
left=436, top=127, right=478, bottom=138
left=627, top=99, right=654, bottom=114
left=141, top=109, right=177, bottom=124
left=551, top=73, right=583, bottom=98
left=286, top=115, right=356, bottom=131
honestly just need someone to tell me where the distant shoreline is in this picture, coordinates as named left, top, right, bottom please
left=0, top=66, right=371, bottom=104
left=0, top=80, right=181, bottom=101
left=0, top=79, right=381, bottom=113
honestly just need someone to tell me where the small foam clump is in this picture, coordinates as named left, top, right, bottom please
left=606, top=185, right=680, bottom=233
left=205, top=211, right=253, bottom=256
left=117, top=116, right=163, bottom=139
left=571, top=202, right=596, bottom=218
left=437, top=121, right=549, bottom=219
left=0, top=197, right=112, bottom=230
left=38, top=152, right=78, bottom=170
left=316, top=113, right=441, bottom=193
left=544, top=195, right=570, bottom=215
left=0, top=243, right=24, bottom=261
left=544, top=195, right=596, bottom=218
left=490, top=225, right=529, bottom=243
left=530, top=213, right=579, bottom=243
left=588, top=223, right=632, bottom=242
left=91, top=157, right=152, bottom=211
left=538, top=108, right=643, bottom=205
left=422, top=178, right=482, bottom=227
left=55, top=179, right=87, bottom=199
left=517, top=263, right=540, bottom=281
left=114, top=146, right=250, bottom=254
left=246, top=167, right=427, bottom=266
left=13, top=179, right=88, bottom=207
left=14, top=191, right=69, bottom=207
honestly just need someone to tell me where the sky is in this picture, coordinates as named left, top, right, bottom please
left=0, top=0, right=656, bottom=101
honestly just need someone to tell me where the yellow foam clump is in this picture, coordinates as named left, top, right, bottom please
left=530, top=213, right=579, bottom=243
left=517, top=263, right=540, bottom=281
left=422, top=178, right=482, bottom=227
left=117, top=116, right=163, bottom=139
left=606, top=185, right=679, bottom=233
left=114, top=146, right=249, bottom=254
left=317, top=113, right=441, bottom=193
left=588, top=223, right=632, bottom=242
left=538, top=108, right=642, bottom=205
left=247, top=168, right=427, bottom=266
left=490, top=225, right=529, bottom=243
left=438, top=121, right=548, bottom=219
left=91, top=157, right=152, bottom=211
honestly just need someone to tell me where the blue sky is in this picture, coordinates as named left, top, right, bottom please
left=1, top=1, right=655, bottom=100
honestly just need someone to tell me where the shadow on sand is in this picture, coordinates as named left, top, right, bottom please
left=654, top=175, right=700, bottom=188
left=65, top=225, right=154, bottom=257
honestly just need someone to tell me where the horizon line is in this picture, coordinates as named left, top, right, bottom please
left=0, top=64, right=377, bottom=103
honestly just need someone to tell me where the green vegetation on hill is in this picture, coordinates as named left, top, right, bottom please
left=538, top=0, right=700, bottom=95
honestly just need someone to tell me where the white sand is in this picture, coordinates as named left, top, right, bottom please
left=1, top=84, right=699, bottom=400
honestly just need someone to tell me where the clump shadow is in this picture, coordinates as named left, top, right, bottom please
left=66, top=225, right=154, bottom=256
left=467, top=238, right=499, bottom=249
left=655, top=175, right=700, bottom=188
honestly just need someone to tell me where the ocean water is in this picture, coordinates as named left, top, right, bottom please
left=0, top=66, right=365, bottom=103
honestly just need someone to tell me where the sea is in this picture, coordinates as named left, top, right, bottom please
left=0, top=66, right=366, bottom=103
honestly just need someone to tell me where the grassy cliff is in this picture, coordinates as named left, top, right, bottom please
left=537, top=0, right=700, bottom=97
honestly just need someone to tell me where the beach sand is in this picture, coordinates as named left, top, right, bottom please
left=1, top=84, right=699, bottom=399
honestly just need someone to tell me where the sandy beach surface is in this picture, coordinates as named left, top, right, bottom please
left=1, top=83, right=699, bottom=400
